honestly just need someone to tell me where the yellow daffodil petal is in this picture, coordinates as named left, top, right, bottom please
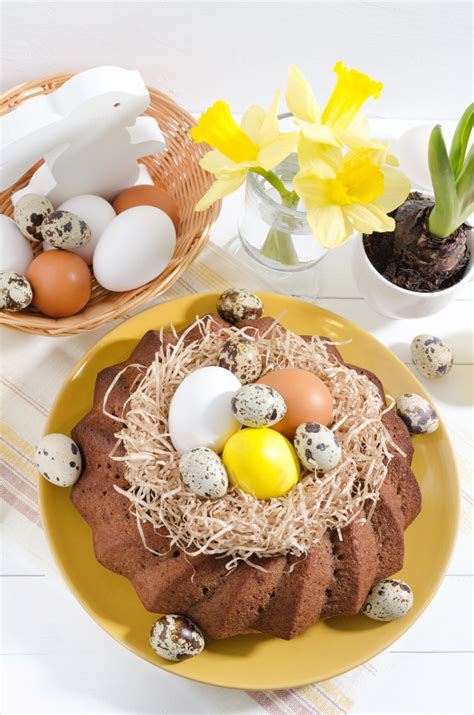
left=339, top=131, right=389, bottom=151
left=308, top=205, right=353, bottom=248
left=322, top=61, right=383, bottom=132
left=298, top=136, right=341, bottom=177
left=343, top=203, right=395, bottom=233
left=293, top=169, right=330, bottom=208
left=286, top=65, right=320, bottom=123
left=199, top=150, right=242, bottom=178
left=337, top=112, right=382, bottom=150
left=240, top=105, right=266, bottom=144
left=302, top=122, right=341, bottom=147
left=257, top=131, right=299, bottom=171
left=374, top=166, right=410, bottom=213
left=190, top=100, right=259, bottom=164
left=258, top=90, right=281, bottom=146
left=195, top=174, right=247, bottom=212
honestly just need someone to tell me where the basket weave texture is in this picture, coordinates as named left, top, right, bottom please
left=0, top=72, right=220, bottom=336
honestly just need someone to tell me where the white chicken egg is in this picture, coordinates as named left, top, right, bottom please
left=93, top=206, right=176, bottom=291
left=0, top=215, right=34, bottom=274
left=35, top=433, right=82, bottom=487
left=168, top=366, right=241, bottom=453
left=43, top=195, right=116, bottom=264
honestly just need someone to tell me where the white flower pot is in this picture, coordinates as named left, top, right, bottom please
left=353, top=231, right=473, bottom=319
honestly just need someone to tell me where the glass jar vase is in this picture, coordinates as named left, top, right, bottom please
left=232, top=156, right=327, bottom=298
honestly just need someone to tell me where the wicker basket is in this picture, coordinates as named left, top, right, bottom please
left=0, top=72, right=220, bottom=336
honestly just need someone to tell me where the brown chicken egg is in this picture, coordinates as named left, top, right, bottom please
left=257, top=368, right=333, bottom=438
left=26, top=251, right=91, bottom=318
left=112, top=185, right=180, bottom=231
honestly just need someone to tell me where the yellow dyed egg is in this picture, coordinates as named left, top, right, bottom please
left=222, top=428, right=300, bottom=500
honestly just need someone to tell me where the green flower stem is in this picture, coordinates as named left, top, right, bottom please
left=249, top=167, right=299, bottom=205
left=260, top=189, right=301, bottom=266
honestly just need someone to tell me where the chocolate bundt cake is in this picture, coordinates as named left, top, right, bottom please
left=71, top=315, right=421, bottom=641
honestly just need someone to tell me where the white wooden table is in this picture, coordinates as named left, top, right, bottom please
left=1, top=120, right=473, bottom=714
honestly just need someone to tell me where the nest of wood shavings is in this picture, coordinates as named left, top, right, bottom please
left=105, top=315, right=401, bottom=571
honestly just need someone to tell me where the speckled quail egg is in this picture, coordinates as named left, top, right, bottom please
left=179, top=447, right=228, bottom=498
left=231, top=383, right=286, bottom=428
left=294, top=422, right=341, bottom=471
left=0, top=271, right=33, bottom=311
left=150, top=615, right=205, bottom=661
left=13, top=194, right=54, bottom=242
left=362, top=579, right=414, bottom=621
left=395, top=393, right=439, bottom=434
left=218, top=337, right=262, bottom=384
left=41, top=210, right=91, bottom=248
left=411, top=334, right=453, bottom=379
left=35, top=433, right=82, bottom=487
left=217, top=288, right=263, bottom=324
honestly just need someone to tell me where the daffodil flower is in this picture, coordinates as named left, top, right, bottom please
left=293, top=147, right=410, bottom=248
left=190, top=93, right=299, bottom=211
left=286, top=62, right=384, bottom=151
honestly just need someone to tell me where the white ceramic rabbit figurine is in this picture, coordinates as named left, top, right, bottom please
left=0, top=66, right=165, bottom=206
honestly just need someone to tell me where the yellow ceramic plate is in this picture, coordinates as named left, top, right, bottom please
left=40, top=293, right=459, bottom=690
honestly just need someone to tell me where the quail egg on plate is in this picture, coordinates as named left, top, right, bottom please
left=218, top=337, right=262, bottom=384
left=13, top=194, right=54, bottom=242
left=231, top=383, right=286, bottom=428
left=35, top=433, right=82, bottom=487
left=0, top=271, right=33, bottom=311
left=411, top=334, right=453, bottom=379
left=150, top=615, right=205, bottom=661
left=362, top=579, right=414, bottom=621
left=41, top=210, right=91, bottom=248
left=395, top=393, right=439, bottom=434
left=179, top=447, right=228, bottom=498
left=294, top=422, right=341, bottom=471
left=217, top=288, right=263, bottom=324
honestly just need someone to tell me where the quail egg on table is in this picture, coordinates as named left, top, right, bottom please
left=231, top=383, right=286, bottom=428
left=0, top=271, right=33, bottom=311
left=150, top=615, right=205, bottom=661
left=179, top=447, right=228, bottom=498
left=41, top=210, right=91, bottom=248
left=35, top=433, right=82, bottom=487
left=217, top=288, right=263, bottom=324
left=294, top=422, right=341, bottom=471
left=218, top=337, right=262, bottom=384
left=13, top=194, right=54, bottom=242
left=395, top=393, right=439, bottom=434
left=411, top=334, right=453, bottom=379
left=362, top=579, right=414, bottom=621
